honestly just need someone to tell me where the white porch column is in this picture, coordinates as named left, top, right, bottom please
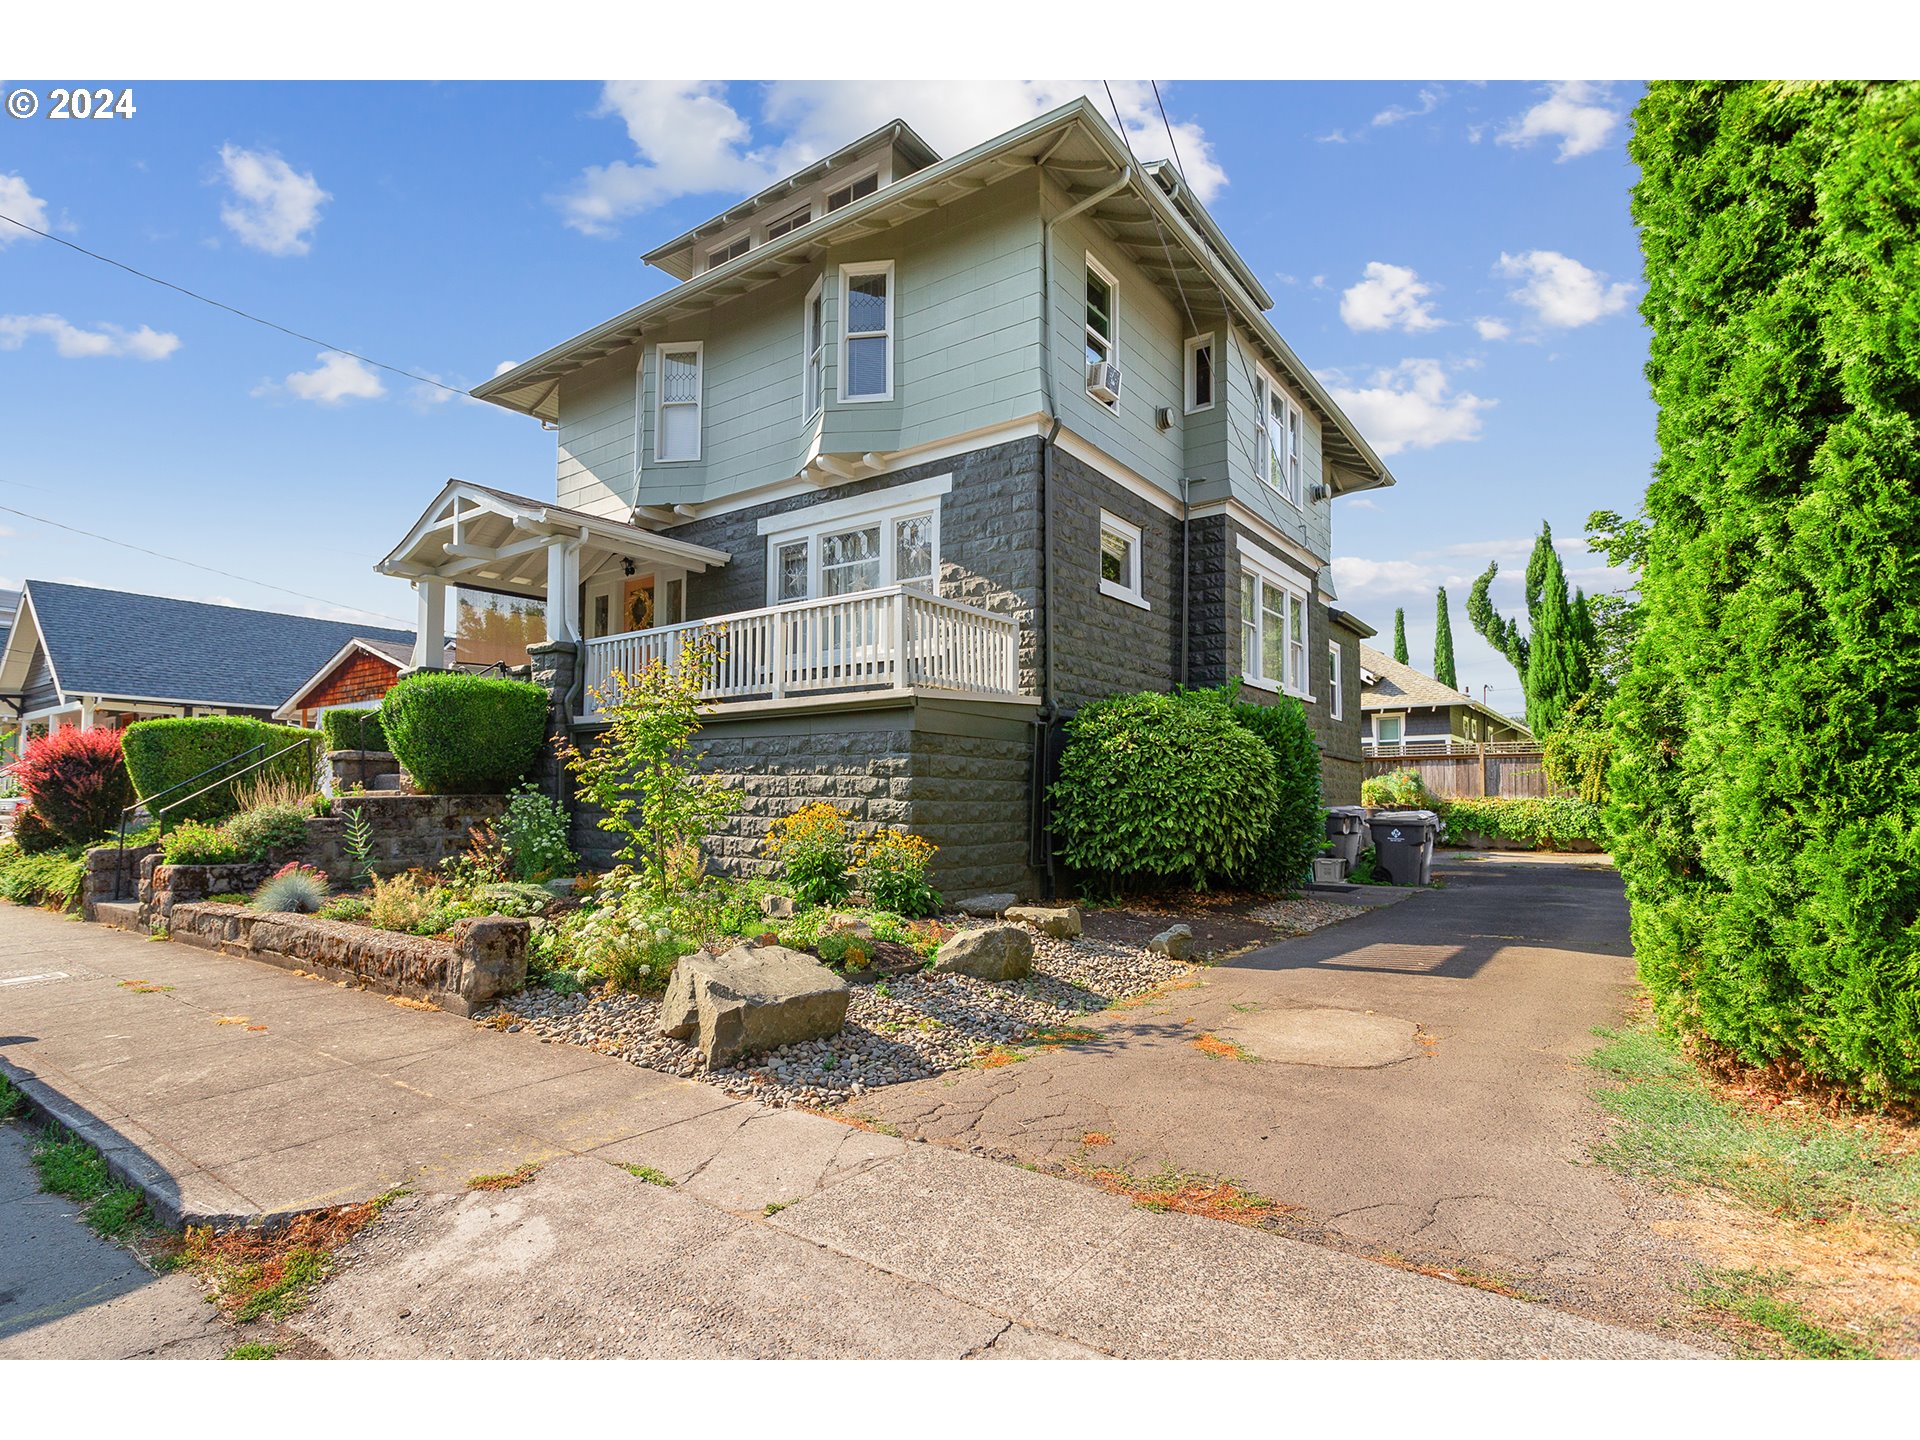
left=78, top=697, right=96, bottom=731
left=414, top=579, right=448, bottom=670
left=544, top=539, right=582, bottom=644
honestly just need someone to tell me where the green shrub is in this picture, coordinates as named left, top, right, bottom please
left=1615, top=81, right=1920, bottom=1100
left=0, top=843, right=86, bottom=909
left=11, top=805, right=64, bottom=854
left=815, top=930, right=873, bottom=971
left=320, top=708, right=388, bottom=754
left=122, top=717, right=320, bottom=826
left=1050, top=690, right=1278, bottom=893
left=1361, top=768, right=1430, bottom=809
left=381, top=672, right=548, bottom=795
left=1216, top=690, right=1324, bottom=893
left=1540, top=695, right=1613, bottom=805
left=159, top=821, right=242, bottom=866
left=498, top=783, right=577, bottom=882
left=853, top=827, right=939, bottom=917
left=223, top=803, right=312, bottom=863
left=1438, top=796, right=1606, bottom=850
left=253, top=862, right=329, bottom=914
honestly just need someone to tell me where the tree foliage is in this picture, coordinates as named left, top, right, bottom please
left=1612, top=80, right=1920, bottom=1101
left=1391, top=607, right=1409, bottom=665
left=1467, top=521, right=1601, bottom=735
left=1432, top=587, right=1459, bottom=690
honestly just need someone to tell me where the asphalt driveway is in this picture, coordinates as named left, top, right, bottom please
left=861, top=852, right=1709, bottom=1333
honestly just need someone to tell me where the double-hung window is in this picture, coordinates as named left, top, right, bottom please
left=1254, top=369, right=1304, bottom=506
left=803, top=277, right=826, bottom=421
left=839, top=261, right=893, bottom=402
left=654, top=343, right=703, bottom=463
left=1185, top=334, right=1215, bottom=413
left=1238, top=543, right=1312, bottom=697
left=762, top=479, right=948, bottom=605
left=1085, top=256, right=1118, bottom=407
left=1328, top=642, right=1344, bottom=720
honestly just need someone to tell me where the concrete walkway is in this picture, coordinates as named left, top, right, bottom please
left=862, top=852, right=1711, bottom=1334
left=0, top=899, right=1709, bottom=1358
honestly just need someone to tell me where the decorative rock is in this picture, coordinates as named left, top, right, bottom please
left=544, top=877, right=577, bottom=898
left=932, top=924, right=1033, bottom=981
left=658, top=944, right=850, bottom=1069
left=1147, top=923, right=1195, bottom=962
left=1005, top=904, right=1083, bottom=939
left=759, top=893, right=796, bottom=919
left=823, top=914, right=874, bottom=941
left=952, top=892, right=1017, bottom=918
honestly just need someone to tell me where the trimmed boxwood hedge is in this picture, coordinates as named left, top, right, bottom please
left=1217, top=689, right=1325, bottom=893
left=1438, top=796, right=1606, bottom=851
left=320, top=707, right=388, bottom=754
left=379, top=671, right=549, bottom=795
left=121, top=717, right=321, bottom=826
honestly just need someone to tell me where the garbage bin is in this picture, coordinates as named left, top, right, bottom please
left=1323, top=806, right=1367, bottom=874
left=1368, top=809, right=1439, bottom=886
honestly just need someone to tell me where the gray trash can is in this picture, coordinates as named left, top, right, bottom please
left=1324, top=806, right=1367, bottom=873
left=1368, top=809, right=1439, bottom=886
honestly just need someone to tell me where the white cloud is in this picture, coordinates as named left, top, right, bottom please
left=492, top=359, right=520, bottom=377
left=1496, top=81, right=1622, bottom=161
left=255, top=351, right=385, bottom=405
left=217, top=144, right=329, bottom=256
left=1339, top=262, right=1445, bottom=334
left=1474, top=316, right=1511, bottom=341
left=1344, top=496, right=1381, bottom=511
left=559, top=80, right=1227, bottom=234
left=1320, top=358, right=1492, bottom=456
left=1372, top=86, right=1444, bottom=128
left=0, top=313, right=180, bottom=360
left=1497, top=249, right=1636, bottom=328
left=0, top=173, right=50, bottom=245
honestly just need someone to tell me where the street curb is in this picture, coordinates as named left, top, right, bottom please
left=0, top=1055, right=314, bottom=1233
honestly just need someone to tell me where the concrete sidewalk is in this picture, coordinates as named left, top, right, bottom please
left=0, top=903, right=1709, bottom=1358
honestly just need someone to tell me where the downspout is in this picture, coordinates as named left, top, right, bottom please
left=1033, top=158, right=1132, bottom=901
left=1179, top=473, right=1191, bottom=688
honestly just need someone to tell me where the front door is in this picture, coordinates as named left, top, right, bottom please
left=622, top=575, right=656, bottom=632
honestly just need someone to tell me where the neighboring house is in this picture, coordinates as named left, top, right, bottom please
left=0, top=580, right=414, bottom=753
left=1357, top=643, right=1531, bottom=754
left=0, top=589, right=16, bottom=767
left=377, top=100, right=1396, bottom=895
left=275, top=636, right=417, bottom=728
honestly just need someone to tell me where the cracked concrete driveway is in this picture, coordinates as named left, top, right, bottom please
left=857, top=852, right=1709, bottom=1333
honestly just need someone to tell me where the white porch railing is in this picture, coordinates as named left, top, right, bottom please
left=581, top=585, right=1022, bottom=714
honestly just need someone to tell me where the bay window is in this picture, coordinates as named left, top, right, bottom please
left=654, top=343, right=703, bottom=463
left=803, top=277, right=825, bottom=420
left=761, top=480, right=948, bottom=605
left=1238, top=550, right=1312, bottom=698
left=1254, top=368, right=1304, bottom=506
left=839, top=261, right=893, bottom=401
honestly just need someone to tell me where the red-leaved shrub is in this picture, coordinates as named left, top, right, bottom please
left=7, top=728, right=134, bottom=846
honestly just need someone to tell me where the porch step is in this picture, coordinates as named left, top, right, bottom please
left=93, top=900, right=145, bottom=932
left=370, top=772, right=409, bottom=792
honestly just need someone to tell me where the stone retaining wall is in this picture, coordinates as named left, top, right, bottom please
left=80, top=843, right=160, bottom=921
left=304, top=793, right=508, bottom=879
left=326, top=749, right=402, bottom=793
left=165, top=903, right=526, bottom=1015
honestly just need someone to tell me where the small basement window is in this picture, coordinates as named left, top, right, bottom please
left=1098, top=510, right=1147, bottom=610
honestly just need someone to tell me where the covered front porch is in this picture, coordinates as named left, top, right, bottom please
left=379, top=481, right=1027, bottom=721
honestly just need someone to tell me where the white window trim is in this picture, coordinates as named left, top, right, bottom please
left=1184, top=333, right=1216, bottom=414
left=825, top=165, right=882, bottom=213
left=802, top=274, right=826, bottom=423
left=1374, top=711, right=1407, bottom=744
left=762, top=486, right=943, bottom=605
left=1097, top=510, right=1148, bottom=611
left=838, top=260, right=895, bottom=404
left=707, top=235, right=750, bottom=269
left=653, top=341, right=703, bottom=464
left=1254, top=366, right=1305, bottom=509
left=764, top=203, right=814, bottom=242
left=1084, top=253, right=1119, bottom=409
left=1237, top=537, right=1314, bottom=700
left=1328, top=641, right=1343, bottom=720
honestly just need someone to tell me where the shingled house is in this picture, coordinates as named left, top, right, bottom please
left=1358, top=643, right=1530, bottom=754
left=0, top=579, right=413, bottom=752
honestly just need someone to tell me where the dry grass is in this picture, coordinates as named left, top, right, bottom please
left=1071, top=1160, right=1300, bottom=1230
left=385, top=994, right=437, bottom=1012
left=1081, top=1131, right=1115, bottom=1147
left=232, top=770, right=316, bottom=814
left=118, top=979, right=173, bottom=994
left=176, top=1193, right=400, bottom=1322
left=1191, top=1032, right=1255, bottom=1062
left=467, top=1163, right=540, bottom=1191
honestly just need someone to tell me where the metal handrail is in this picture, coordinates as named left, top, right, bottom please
left=111, top=737, right=319, bottom=898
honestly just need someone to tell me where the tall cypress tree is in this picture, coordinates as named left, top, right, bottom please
left=1433, top=587, right=1458, bottom=689
left=1525, top=548, right=1582, bottom=735
left=1392, top=608, right=1408, bottom=664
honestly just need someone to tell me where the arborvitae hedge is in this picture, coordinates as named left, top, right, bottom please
left=1614, top=81, right=1920, bottom=1100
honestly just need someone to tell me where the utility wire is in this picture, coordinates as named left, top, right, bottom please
left=1151, top=81, right=1189, bottom=186
left=1102, top=81, right=1201, bottom=343
left=0, top=503, right=412, bottom=627
left=0, top=212, right=466, bottom=396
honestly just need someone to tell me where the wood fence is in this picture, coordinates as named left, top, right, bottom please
left=1361, top=743, right=1556, bottom=799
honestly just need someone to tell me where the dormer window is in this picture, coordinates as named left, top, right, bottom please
left=826, top=172, right=879, bottom=212
left=766, top=205, right=812, bottom=240
left=708, top=235, right=749, bottom=268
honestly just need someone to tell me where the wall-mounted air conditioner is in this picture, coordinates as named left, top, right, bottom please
left=1086, top=361, right=1123, bottom=404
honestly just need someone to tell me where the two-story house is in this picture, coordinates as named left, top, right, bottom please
left=376, top=99, right=1394, bottom=898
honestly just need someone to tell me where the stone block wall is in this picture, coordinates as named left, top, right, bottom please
left=569, top=696, right=1039, bottom=899
left=306, top=794, right=509, bottom=879
left=325, top=749, right=401, bottom=794
left=80, top=842, right=159, bottom=920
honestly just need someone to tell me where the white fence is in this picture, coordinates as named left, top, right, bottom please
left=582, top=585, right=1022, bottom=714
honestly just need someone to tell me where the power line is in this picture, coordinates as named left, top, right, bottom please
left=1150, top=81, right=1190, bottom=186
left=0, top=503, right=411, bottom=627
left=0, top=212, right=465, bottom=396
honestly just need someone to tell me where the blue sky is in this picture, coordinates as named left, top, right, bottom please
left=0, top=79, right=1649, bottom=714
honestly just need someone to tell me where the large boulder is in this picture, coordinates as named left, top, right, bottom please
left=1005, top=904, right=1083, bottom=939
left=952, top=892, right=1016, bottom=918
left=658, top=944, right=849, bottom=1069
left=932, top=924, right=1033, bottom=981
left=1148, top=923, right=1195, bottom=962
